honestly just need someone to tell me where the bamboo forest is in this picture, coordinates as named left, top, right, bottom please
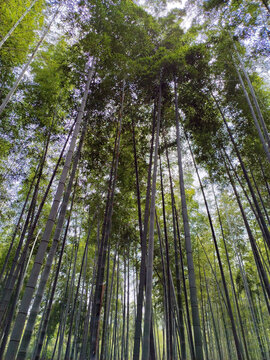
left=0, top=0, right=270, bottom=359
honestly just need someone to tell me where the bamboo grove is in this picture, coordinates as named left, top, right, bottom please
left=0, top=0, right=269, bottom=359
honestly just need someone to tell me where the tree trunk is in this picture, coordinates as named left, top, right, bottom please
left=133, top=101, right=156, bottom=360
left=0, top=164, right=36, bottom=283
left=223, top=153, right=270, bottom=302
left=0, top=133, right=50, bottom=329
left=5, top=60, right=95, bottom=359
left=164, top=137, right=186, bottom=360
left=17, top=118, right=87, bottom=360
left=58, top=239, right=80, bottom=360
left=141, top=81, right=161, bottom=360
left=175, top=207, right=195, bottom=359
left=213, top=93, right=270, bottom=250
left=159, top=159, right=173, bottom=359
left=213, top=188, right=251, bottom=360
left=232, top=43, right=270, bottom=150
left=205, top=274, right=222, bottom=360
left=156, top=212, right=170, bottom=360
left=0, top=7, right=61, bottom=115
left=0, top=0, right=39, bottom=48
left=89, top=81, right=125, bottom=360
left=174, top=77, right=204, bottom=360
left=33, top=190, right=75, bottom=360
left=187, top=136, right=244, bottom=360
left=0, top=119, right=75, bottom=317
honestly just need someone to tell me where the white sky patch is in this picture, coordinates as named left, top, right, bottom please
left=136, top=0, right=193, bottom=31
left=167, top=0, right=194, bottom=30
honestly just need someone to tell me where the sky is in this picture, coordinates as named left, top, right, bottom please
left=135, top=0, right=193, bottom=30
